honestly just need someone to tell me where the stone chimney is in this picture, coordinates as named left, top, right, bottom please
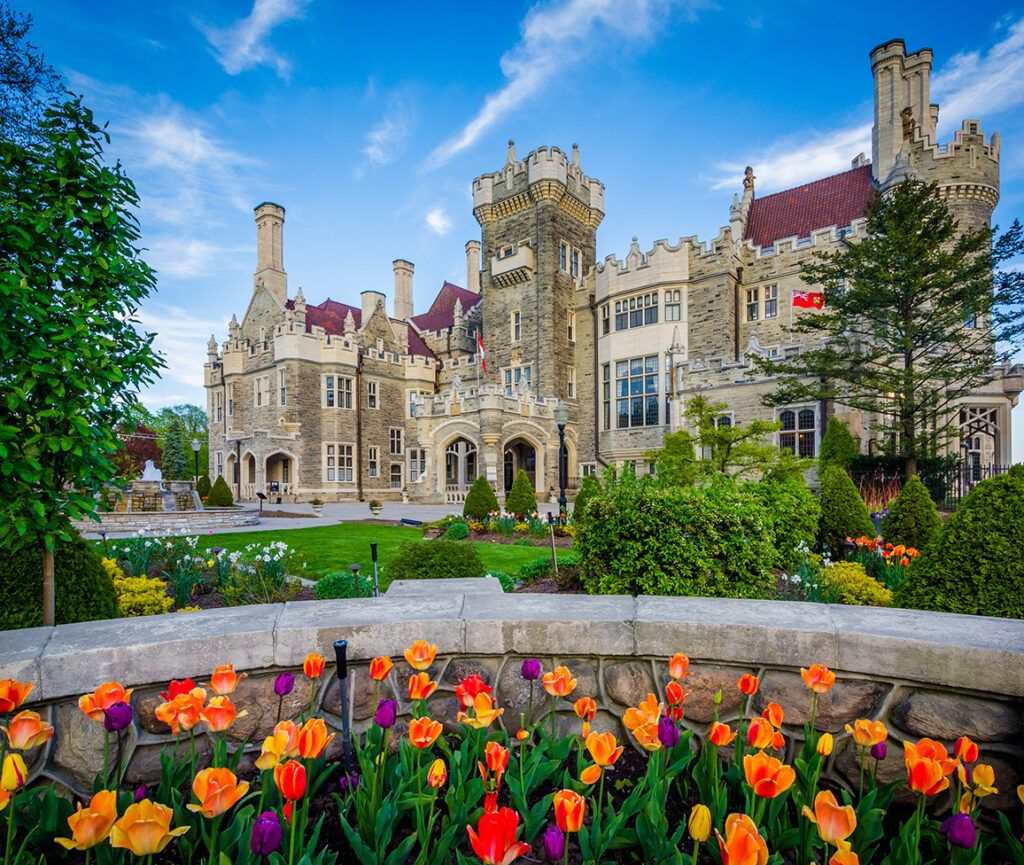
left=361, top=290, right=385, bottom=325
left=465, top=240, right=481, bottom=293
left=393, top=259, right=414, bottom=320
left=254, top=202, right=287, bottom=303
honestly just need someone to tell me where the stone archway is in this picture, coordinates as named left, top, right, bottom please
left=503, top=437, right=536, bottom=492
left=265, top=451, right=297, bottom=498
left=445, top=438, right=478, bottom=492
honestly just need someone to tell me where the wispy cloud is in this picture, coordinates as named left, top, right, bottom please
left=423, top=0, right=706, bottom=170
left=360, top=98, right=414, bottom=170
left=425, top=207, right=453, bottom=235
left=136, top=303, right=228, bottom=389
left=147, top=238, right=253, bottom=279
left=197, top=0, right=310, bottom=79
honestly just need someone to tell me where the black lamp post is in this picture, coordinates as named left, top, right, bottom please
left=191, top=438, right=201, bottom=483
left=554, top=398, right=569, bottom=519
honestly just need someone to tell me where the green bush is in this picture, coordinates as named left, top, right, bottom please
left=817, top=464, right=875, bottom=555
left=206, top=475, right=234, bottom=507
left=818, top=418, right=858, bottom=469
left=571, top=473, right=602, bottom=525
left=485, top=571, right=515, bottom=592
left=751, top=476, right=820, bottom=571
left=315, top=570, right=373, bottom=599
left=0, top=531, right=120, bottom=629
left=196, top=474, right=212, bottom=498
left=445, top=521, right=470, bottom=540
left=518, top=556, right=553, bottom=582
left=504, top=469, right=537, bottom=517
left=821, top=562, right=893, bottom=607
left=895, top=465, right=1024, bottom=618
left=513, top=537, right=535, bottom=546
left=517, top=552, right=581, bottom=588
left=384, top=538, right=484, bottom=582
left=575, top=473, right=776, bottom=598
left=879, top=475, right=941, bottom=551
left=463, top=475, right=499, bottom=521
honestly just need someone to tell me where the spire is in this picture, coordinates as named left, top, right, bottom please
left=229, top=314, right=241, bottom=340
left=343, top=309, right=356, bottom=335
left=626, top=236, right=642, bottom=270
left=207, top=334, right=218, bottom=361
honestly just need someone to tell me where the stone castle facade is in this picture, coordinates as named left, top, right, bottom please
left=204, top=38, right=1021, bottom=504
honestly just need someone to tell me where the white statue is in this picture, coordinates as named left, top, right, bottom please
left=141, top=460, right=163, bottom=481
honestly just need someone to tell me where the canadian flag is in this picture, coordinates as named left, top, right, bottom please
left=477, top=332, right=487, bottom=374
left=792, top=291, right=825, bottom=309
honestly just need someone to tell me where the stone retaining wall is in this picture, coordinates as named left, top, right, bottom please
left=72, top=506, right=259, bottom=534
left=2, top=593, right=1022, bottom=812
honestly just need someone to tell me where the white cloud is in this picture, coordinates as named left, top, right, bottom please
left=197, top=0, right=310, bottom=79
left=147, top=238, right=253, bottom=279
left=362, top=99, right=413, bottom=167
left=423, top=0, right=705, bottom=170
left=425, top=207, right=453, bottom=235
left=136, top=303, right=228, bottom=390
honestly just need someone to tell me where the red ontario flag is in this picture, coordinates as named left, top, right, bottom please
left=792, top=291, right=825, bottom=309
left=477, top=332, right=487, bottom=374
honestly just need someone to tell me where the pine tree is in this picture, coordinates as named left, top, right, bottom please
left=161, top=417, right=187, bottom=480
left=504, top=469, right=537, bottom=517
left=463, top=475, right=499, bottom=520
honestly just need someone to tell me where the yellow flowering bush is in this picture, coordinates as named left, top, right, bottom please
left=513, top=522, right=530, bottom=534
left=822, top=561, right=893, bottom=607
left=467, top=521, right=486, bottom=533
left=113, top=574, right=174, bottom=617
left=101, top=557, right=125, bottom=581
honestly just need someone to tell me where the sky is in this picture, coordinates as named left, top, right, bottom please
left=19, top=0, right=1024, bottom=459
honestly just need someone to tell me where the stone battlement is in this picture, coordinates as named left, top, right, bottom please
left=472, top=142, right=605, bottom=214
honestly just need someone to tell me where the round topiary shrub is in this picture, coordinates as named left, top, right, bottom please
left=571, top=473, right=601, bottom=525
left=196, top=474, right=212, bottom=498
left=463, top=475, right=499, bottom=521
left=817, top=463, right=875, bottom=555
left=445, top=521, right=470, bottom=540
left=0, top=531, right=121, bottom=630
left=504, top=469, right=537, bottom=517
left=206, top=475, right=234, bottom=507
left=818, top=418, right=858, bottom=469
left=895, top=465, right=1024, bottom=618
left=384, top=538, right=484, bottom=582
left=315, top=570, right=373, bottom=599
left=879, top=474, right=941, bottom=552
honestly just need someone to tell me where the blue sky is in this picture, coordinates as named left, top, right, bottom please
left=20, top=0, right=1024, bottom=457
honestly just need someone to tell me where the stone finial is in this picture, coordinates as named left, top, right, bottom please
left=507, top=139, right=516, bottom=163
left=454, top=297, right=464, bottom=320
left=344, top=309, right=356, bottom=335
left=571, top=142, right=580, bottom=167
left=294, top=286, right=305, bottom=306
left=229, top=314, right=241, bottom=339
left=743, top=166, right=754, bottom=191
left=207, top=334, right=218, bottom=360
left=626, top=236, right=643, bottom=270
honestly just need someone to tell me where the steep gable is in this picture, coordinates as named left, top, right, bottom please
left=410, top=282, right=482, bottom=333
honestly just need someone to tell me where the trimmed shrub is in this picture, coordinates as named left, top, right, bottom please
left=485, top=571, right=515, bottom=592
left=895, top=465, right=1024, bottom=618
left=879, top=474, right=941, bottom=551
left=752, top=476, right=820, bottom=571
left=504, top=469, right=537, bottom=517
left=315, top=570, right=373, bottom=599
left=445, top=521, right=470, bottom=540
left=818, top=418, right=858, bottom=469
left=114, top=574, right=174, bottom=617
left=575, top=474, right=776, bottom=598
left=571, top=473, right=602, bottom=525
left=821, top=562, right=893, bottom=607
left=384, top=538, right=484, bottom=582
left=206, top=475, right=234, bottom=507
left=817, top=464, right=875, bottom=555
left=196, top=475, right=212, bottom=498
left=463, top=475, right=499, bottom=521
left=0, top=531, right=120, bottom=629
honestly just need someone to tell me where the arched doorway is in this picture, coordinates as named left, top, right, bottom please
left=504, top=438, right=536, bottom=491
left=445, top=438, right=477, bottom=492
left=265, top=452, right=296, bottom=497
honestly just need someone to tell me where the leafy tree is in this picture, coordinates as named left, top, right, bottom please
left=150, top=403, right=208, bottom=478
left=645, top=430, right=697, bottom=486
left=112, top=422, right=162, bottom=478
left=818, top=417, right=858, bottom=470
left=463, top=474, right=499, bottom=520
left=570, top=472, right=602, bottom=524
left=0, top=2, right=63, bottom=144
left=504, top=469, right=537, bottom=516
left=0, top=97, right=164, bottom=624
left=754, top=179, right=1024, bottom=478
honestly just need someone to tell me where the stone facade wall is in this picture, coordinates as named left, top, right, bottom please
left=4, top=594, right=1021, bottom=808
left=72, top=507, right=259, bottom=534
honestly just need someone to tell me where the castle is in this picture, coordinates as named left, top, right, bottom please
left=204, top=39, right=1021, bottom=504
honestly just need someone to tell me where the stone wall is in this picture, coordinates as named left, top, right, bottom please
left=3, top=593, right=1021, bottom=812
left=72, top=507, right=259, bottom=535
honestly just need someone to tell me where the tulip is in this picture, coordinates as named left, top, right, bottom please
left=1, top=754, right=27, bottom=792
left=409, top=717, right=443, bottom=749
left=427, top=758, right=447, bottom=788
left=369, top=656, right=393, bottom=680
left=829, top=846, right=860, bottom=865
left=408, top=672, right=438, bottom=701
left=738, top=674, right=759, bottom=695
left=516, top=728, right=529, bottom=741
left=297, top=717, right=336, bottom=759
left=520, top=659, right=541, bottom=681
left=800, top=665, right=836, bottom=693
left=941, top=813, right=977, bottom=849
left=274, top=760, right=307, bottom=801
left=668, top=653, right=691, bottom=679
left=339, top=774, right=360, bottom=793
left=209, top=664, right=246, bottom=696
left=155, top=688, right=205, bottom=735
left=135, top=786, right=147, bottom=802
left=658, top=716, right=680, bottom=748
left=2, top=710, right=54, bottom=750
left=201, top=695, right=245, bottom=733
left=303, top=653, right=326, bottom=678
left=466, top=807, right=531, bottom=865
left=553, top=789, right=585, bottom=833
left=187, top=767, right=250, bottom=818
left=715, top=813, right=769, bottom=865
left=846, top=719, right=887, bottom=747
left=375, top=699, right=397, bottom=728
left=79, top=682, right=134, bottom=722
left=709, top=722, right=737, bottom=746
left=404, top=641, right=437, bottom=671
left=273, top=672, right=295, bottom=697
left=55, top=789, right=118, bottom=850
left=761, top=702, right=784, bottom=728
left=0, top=680, right=33, bottom=714
left=802, top=789, right=857, bottom=847
left=747, top=717, right=776, bottom=750
left=905, top=739, right=958, bottom=797
left=968, top=763, right=997, bottom=797
left=256, top=720, right=301, bottom=770
left=580, top=764, right=602, bottom=784
left=455, top=674, right=493, bottom=709
left=479, top=741, right=510, bottom=790
left=744, top=751, right=796, bottom=798
left=870, top=741, right=887, bottom=761
left=542, top=825, right=565, bottom=862
left=109, top=799, right=190, bottom=856
left=103, top=701, right=133, bottom=733
left=542, top=666, right=577, bottom=697
left=631, top=720, right=662, bottom=752
left=250, top=811, right=283, bottom=856
left=457, top=692, right=504, bottom=729
left=954, top=735, right=979, bottom=763
left=817, top=732, right=834, bottom=756
left=688, top=803, right=711, bottom=842
left=573, top=697, right=596, bottom=721
left=623, top=694, right=662, bottom=730
left=586, top=732, right=624, bottom=767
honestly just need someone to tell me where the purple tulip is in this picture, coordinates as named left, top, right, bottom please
left=521, top=659, right=541, bottom=681
left=870, top=741, right=887, bottom=761
left=542, top=825, right=565, bottom=862
left=941, top=813, right=976, bottom=849
left=103, top=701, right=133, bottom=732
left=658, top=716, right=680, bottom=748
left=339, top=774, right=360, bottom=793
left=375, top=699, right=397, bottom=728
left=250, top=811, right=283, bottom=856
left=134, top=785, right=147, bottom=802
left=274, top=672, right=295, bottom=697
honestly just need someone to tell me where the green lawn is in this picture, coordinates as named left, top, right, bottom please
left=203, top=522, right=555, bottom=585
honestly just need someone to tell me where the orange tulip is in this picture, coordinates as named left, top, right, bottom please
left=899, top=556, right=910, bottom=566
left=761, top=702, right=784, bottom=728
left=79, top=682, right=134, bottom=722
left=631, top=721, right=662, bottom=752
left=845, top=720, right=887, bottom=748
left=743, top=751, right=796, bottom=798
left=370, top=657, right=393, bottom=680
left=255, top=730, right=290, bottom=771
left=709, top=722, right=737, bottom=746
left=0, top=680, right=33, bottom=714
left=2, top=710, right=54, bottom=750
left=904, top=739, right=957, bottom=797
left=408, top=672, right=438, bottom=701
left=581, top=764, right=603, bottom=785
left=668, top=653, right=691, bottom=679
left=55, top=789, right=117, bottom=850
left=457, top=692, right=504, bottom=728
left=715, top=813, right=769, bottom=865
left=954, top=736, right=978, bottom=763
left=479, top=741, right=509, bottom=788
left=892, top=544, right=906, bottom=556
left=906, top=547, right=919, bottom=558
left=801, top=665, right=836, bottom=693
left=747, top=717, right=776, bottom=750
left=830, top=846, right=860, bottom=865
left=553, top=789, right=585, bottom=833
left=274, top=760, right=307, bottom=801
left=409, top=717, right=443, bottom=749
left=427, top=758, right=447, bottom=788
left=665, top=681, right=691, bottom=721
left=404, top=640, right=437, bottom=671
left=802, top=789, right=857, bottom=847
left=155, top=688, right=205, bottom=735
left=574, top=697, right=596, bottom=721
left=109, top=799, right=189, bottom=856
left=738, top=674, right=759, bottom=695
left=187, top=767, right=250, bottom=818
left=466, top=806, right=531, bottom=865
left=208, top=664, right=246, bottom=696
left=303, top=653, right=326, bottom=679
left=586, top=732, right=624, bottom=767
left=623, top=693, right=662, bottom=730
left=297, top=717, right=335, bottom=759
left=542, top=666, right=577, bottom=698
left=201, top=695, right=245, bottom=733
left=515, top=728, right=529, bottom=742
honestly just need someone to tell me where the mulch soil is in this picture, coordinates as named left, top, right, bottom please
left=468, top=530, right=573, bottom=548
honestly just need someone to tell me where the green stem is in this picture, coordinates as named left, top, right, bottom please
left=913, top=794, right=926, bottom=854
left=809, top=693, right=819, bottom=748
left=563, top=834, right=569, bottom=865
left=597, top=771, right=606, bottom=821
left=85, top=848, right=91, bottom=865
left=4, top=789, right=15, bottom=865
left=115, top=729, right=124, bottom=790
left=420, top=790, right=437, bottom=865
left=209, top=814, right=222, bottom=865
left=309, top=680, right=317, bottom=717
left=527, top=681, right=534, bottom=729
left=550, top=694, right=556, bottom=738
left=103, top=729, right=110, bottom=787
left=858, top=745, right=866, bottom=800
left=288, top=801, right=297, bottom=865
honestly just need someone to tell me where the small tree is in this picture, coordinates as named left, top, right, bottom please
left=196, top=475, right=212, bottom=499
left=571, top=473, right=602, bottom=524
left=645, top=430, right=697, bottom=486
left=463, top=474, right=499, bottom=520
left=880, top=474, right=941, bottom=551
left=818, top=417, right=858, bottom=470
left=0, top=3, right=63, bottom=144
left=112, top=423, right=162, bottom=479
left=161, top=416, right=187, bottom=480
left=206, top=476, right=234, bottom=507
left=504, top=469, right=537, bottom=516
left=817, top=464, right=876, bottom=555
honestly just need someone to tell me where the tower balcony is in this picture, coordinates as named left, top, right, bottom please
left=491, top=245, right=534, bottom=287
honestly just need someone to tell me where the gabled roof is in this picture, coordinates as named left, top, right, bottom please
left=285, top=297, right=435, bottom=358
left=745, top=165, right=875, bottom=249
left=410, top=282, right=482, bottom=333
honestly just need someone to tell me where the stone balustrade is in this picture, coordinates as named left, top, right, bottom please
left=2, top=591, right=1022, bottom=810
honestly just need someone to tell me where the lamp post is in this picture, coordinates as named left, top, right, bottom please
left=554, top=398, right=569, bottom=519
left=191, top=438, right=201, bottom=483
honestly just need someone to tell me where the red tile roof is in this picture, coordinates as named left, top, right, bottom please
left=745, top=165, right=874, bottom=249
left=285, top=298, right=435, bottom=358
left=411, top=282, right=482, bottom=333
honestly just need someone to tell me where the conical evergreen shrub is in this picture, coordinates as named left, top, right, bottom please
left=504, top=469, right=537, bottom=517
left=463, top=474, right=499, bottom=520
left=880, top=474, right=941, bottom=551
left=196, top=474, right=212, bottom=498
left=817, top=463, right=875, bottom=555
left=162, top=417, right=187, bottom=480
left=818, top=418, right=858, bottom=469
left=206, top=475, right=234, bottom=507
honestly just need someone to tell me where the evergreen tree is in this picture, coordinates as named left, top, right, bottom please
left=504, top=469, right=537, bottom=516
left=196, top=475, right=212, bottom=499
left=161, top=417, right=187, bottom=480
left=463, top=474, right=499, bottom=520
left=818, top=418, right=859, bottom=470
left=817, top=464, right=875, bottom=555
left=571, top=473, right=602, bottom=524
left=206, top=476, right=234, bottom=507
left=880, top=474, right=941, bottom=551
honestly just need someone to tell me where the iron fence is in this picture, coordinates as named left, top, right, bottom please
left=850, top=462, right=1015, bottom=508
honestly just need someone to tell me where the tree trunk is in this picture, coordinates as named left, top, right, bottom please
left=43, top=546, right=55, bottom=626
left=905, top=457, right=918, bottom=479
